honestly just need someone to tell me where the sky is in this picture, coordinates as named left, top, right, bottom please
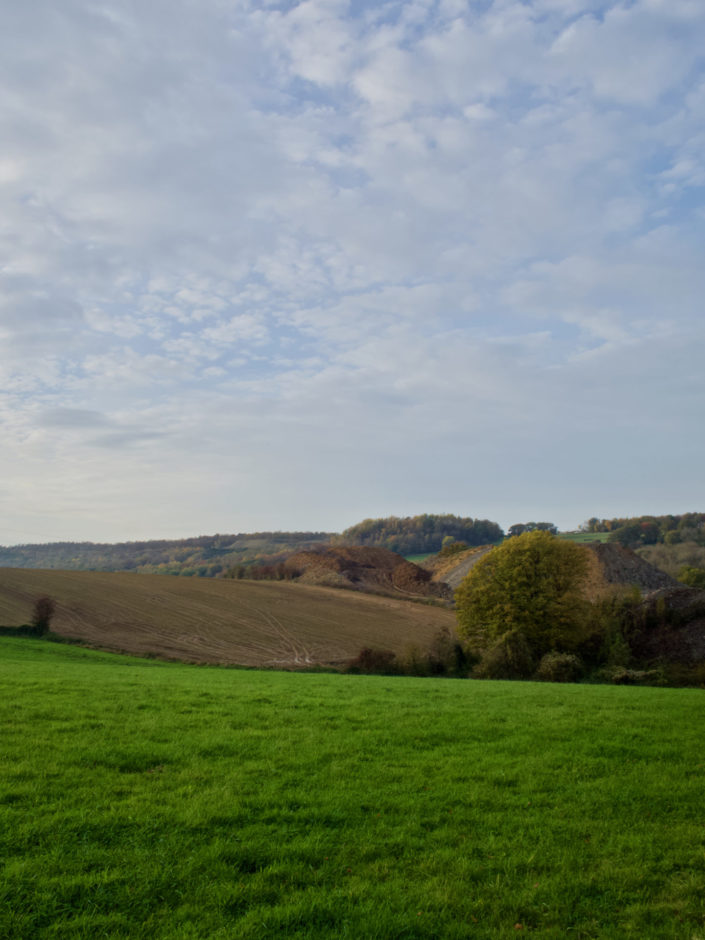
left=1, top=0, right=704, bottom=545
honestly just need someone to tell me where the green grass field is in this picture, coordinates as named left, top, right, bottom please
left=2, top=639, right=704, bottom=939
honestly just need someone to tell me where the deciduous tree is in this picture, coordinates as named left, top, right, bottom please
left=31, top=595, right=56, bottom=636
left=455, top=531, right=589, bottom=660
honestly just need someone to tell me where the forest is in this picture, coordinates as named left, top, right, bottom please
left=0, top=532, right=333, bottom=577
left=337, top=514, right=503, bottom=555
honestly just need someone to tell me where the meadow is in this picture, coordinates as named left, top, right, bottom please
left=1, top=639, right=704, bottom=939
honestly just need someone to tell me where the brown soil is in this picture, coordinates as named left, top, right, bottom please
left=0, top=568, right=455, bottom=668
left=583, top=542, right=679, bottom=595
left=424, top=546, right=494, bottom=591
left=285, top=546, right=451, bottom=599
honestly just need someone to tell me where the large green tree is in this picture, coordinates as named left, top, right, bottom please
left=455, top=531, right=590, bottom=659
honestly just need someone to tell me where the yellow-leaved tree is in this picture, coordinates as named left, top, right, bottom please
left=455, top=531, right=590, bottom=677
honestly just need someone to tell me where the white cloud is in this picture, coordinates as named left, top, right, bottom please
left=0, top=0, right=703, bottom=541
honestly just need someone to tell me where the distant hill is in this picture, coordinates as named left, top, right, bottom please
left=0, top=513, right=505, bottom=577
left=580, top=512, right=705, bottom=548
left=337, top=514, right=503, bottom=555
left=0, top=532, right=334, bottom=577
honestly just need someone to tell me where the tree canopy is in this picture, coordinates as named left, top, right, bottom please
left=455, top=530, right=590, bottom=659
left=339, top=514, right=503, bottom=555
left=581, top=512, right=705, bottom=548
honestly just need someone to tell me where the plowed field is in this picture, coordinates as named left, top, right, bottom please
left=0, top=569, right=454, bottom=667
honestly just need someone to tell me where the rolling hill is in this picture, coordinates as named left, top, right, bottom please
left=0, top=568, right=454, bottom=668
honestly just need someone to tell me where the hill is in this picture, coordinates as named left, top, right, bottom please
left=582, top=542, right=678, bottom=596
left=0, top=568, right=454, bottom=668
left=423, top=545, right=495, bottom=590
left=337, top=513, right=503, bottom=554
left=283, top=546, right=451, bottom=599
left=428, top=540, right=679, bottom=598
left=0, top=532, right=334, bottom=577
left=580, top=511, right=705, bottom=547
left=0, top=514, right=506, bottom=576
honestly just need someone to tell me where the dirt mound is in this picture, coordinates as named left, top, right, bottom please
left=584, top=542, right=678, bottom=596
left=424, top=546, right=495, bottom=591
left=423, top=540, right=678, bottom=599
left=285, top=546, right=450, bottom=599
left=630, top=587, right=705, bottom=664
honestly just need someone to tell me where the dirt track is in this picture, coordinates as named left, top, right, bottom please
left=0, top=569, right=454, bottom=667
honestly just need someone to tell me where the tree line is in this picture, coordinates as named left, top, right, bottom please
left=582, top=513, right=705, bottom=548
left=0, top=532, right=333, bottom=576
left=337, top=514, right=503, bottom=555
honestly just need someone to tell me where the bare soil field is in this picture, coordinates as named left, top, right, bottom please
left=0, top=569, right=454, bottom=668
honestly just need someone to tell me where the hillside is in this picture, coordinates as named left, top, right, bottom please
left=0, top=514, right=506, bottom=576
left=284, top=546, right=451, bottom=599
left=0, top=532, right=334, bottom=577
left=337, top=513, right=503, bottom=554
left=582, top=542, right=679, bottom=596
left=424, top=545, right=494, bottom=590
left=0, top=568, right=454, bottom=667
left=429, top=540, right=679, bottom=598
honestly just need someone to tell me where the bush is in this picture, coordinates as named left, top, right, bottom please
left=439, top=540, right=469, bottom=558
left=474, top=630, right=535, bottom=680
left=596, top=666, right=665, bottom=686
left=397, top=644, right=432, bottom=677
left=31, top=596, right=56, bottom=637
left=535, top=651, right=584, bottom=683
left=345, top=647, right=399, bottom=675
left=678, top=565, right=705, bottom=589
left=426, top=626, right=469, bottom=676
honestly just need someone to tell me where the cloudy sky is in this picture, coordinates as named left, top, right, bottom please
left=1, top=0, right=703, bottom=544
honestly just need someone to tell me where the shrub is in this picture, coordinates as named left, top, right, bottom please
left=31, top=596, right=56, bottom=637
left=398, top=644, right=432, bottom=677
left=439, top=540, right=469, bottom=558
left=597, top=666, right=665, bottom=686
left=345, top=647, right=399, bottom=675
left=426, top=626, right=469, bottom=677
left=678, top=565, right=705, bottom=589
left=473, top=630, right=535, bottom=680
left=535, top=651, right=584, bottom=683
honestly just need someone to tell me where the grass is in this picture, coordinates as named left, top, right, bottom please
left=1, top=639, right=704, bottom=939
left=559, top=532, right=612, bottom=544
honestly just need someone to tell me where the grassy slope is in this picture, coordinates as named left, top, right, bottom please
left=2, top=639, right=704, bottom=939
left=0, top=569, right=453, bottom=667
left=559, top=532, right=612, bottom=543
